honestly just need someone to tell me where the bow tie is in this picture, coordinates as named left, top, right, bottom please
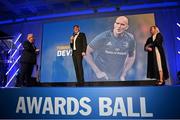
left=73, top=33, right=78, bottom=37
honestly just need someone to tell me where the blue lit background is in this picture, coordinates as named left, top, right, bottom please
left=0, top=2, right=179, bottom=86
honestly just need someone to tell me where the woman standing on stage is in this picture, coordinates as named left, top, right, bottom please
left=144, top=26, right=169, bottom=85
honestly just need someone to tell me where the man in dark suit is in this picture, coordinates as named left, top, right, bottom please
left=18, top=34, right=39, bottom=86
left=70, top=25, right=87, bottom=83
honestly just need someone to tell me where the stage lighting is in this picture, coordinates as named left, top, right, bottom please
left=177, top=37, right=180, bottom=41
left=177, top=23, right=180, bottom=27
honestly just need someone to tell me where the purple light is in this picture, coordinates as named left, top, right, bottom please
left=177, top=37, right=180, bottom=41
left=6, top=55, right=21, bottom=75
left=8, top=33, right=22, bottom=54
left=0, top=20, right=13, bottom=25
left=97, top=7, right=116, bottom=13
left=27, top=10, right=94, bottom=21
left=177, top=23, right=180, bottom=27
left=5, top=69, right=19, bottom=87
left=11, top=43, right=22, bottom=58
left=14, top=34, right=22, bottom=44
left=120, top=2, right=178, bottom=10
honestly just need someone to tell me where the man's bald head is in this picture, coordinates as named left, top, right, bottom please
left=116, top=16, right=129, bottom=25
left=113, top=16, right=129, bottom=37
left=27, top=33, right=35, bottom=43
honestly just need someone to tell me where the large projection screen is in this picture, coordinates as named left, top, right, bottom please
left=40, top=13, right=155, bottom=83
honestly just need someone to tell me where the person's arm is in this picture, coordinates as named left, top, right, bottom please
left=120, top=50, right=136, bottom=81
left=144, top=38, right=153, bottom=52
left=84, top=45, right=108, bottom=80
left=120, top=35, right=136, bottom=81
left=70, top=36, right=74, bottom=49
left=23, top=41, right=35, bottom=52
left=153, top=33, right=163, bottom=47
left=23, top=41, right=30, bottom=50
left=82, top=33, right=87, bottom=56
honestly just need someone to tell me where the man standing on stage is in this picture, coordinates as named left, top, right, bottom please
left=18, top=33, right=39, bottom=86
left=70, top=25, right=87, bottom=83
left=85, top=16, right=136, bottom=81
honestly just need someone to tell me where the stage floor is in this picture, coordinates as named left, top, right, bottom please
left=16, top=80, right=158, bottom=87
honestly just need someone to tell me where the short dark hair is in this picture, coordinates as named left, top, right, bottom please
left=73, top=25, right=79, bottom=28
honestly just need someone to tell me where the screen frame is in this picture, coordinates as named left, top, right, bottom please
left=39, top=12, right=157, bottom=86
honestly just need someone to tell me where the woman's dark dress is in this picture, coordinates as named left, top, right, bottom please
left=144, top=33, right=169, bottom=80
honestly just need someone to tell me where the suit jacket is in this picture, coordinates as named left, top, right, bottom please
left=20, top=41, right=37, bottom=64
left=70, top=32, right=87, bottom=53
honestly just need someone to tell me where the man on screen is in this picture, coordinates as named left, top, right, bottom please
left=85, top=16, right=136, bottom=81
left=70, top=25, right=87, bottom=83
